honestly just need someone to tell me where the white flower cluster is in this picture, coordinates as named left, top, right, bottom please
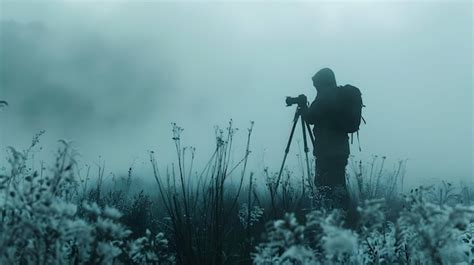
left=394, top=190, right=474, bottom=264
left=254, top=193, right=474, bottom=265
left=0, top=144, right=174, bottom=265
left=253, top=213, right=317, bottom=265
left=238, top=203, right=264, bottom=229
left=127, top=229, right=175, bottom=264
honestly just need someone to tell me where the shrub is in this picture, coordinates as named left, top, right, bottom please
left=0, top=139, right=174, bottom=264
left=254, top=191, right=474, bottom=264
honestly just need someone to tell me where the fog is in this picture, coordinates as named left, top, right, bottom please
left=0, top=1, right=472, bottom=186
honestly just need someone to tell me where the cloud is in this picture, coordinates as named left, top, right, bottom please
left=0, top=19, right=175, bottom=133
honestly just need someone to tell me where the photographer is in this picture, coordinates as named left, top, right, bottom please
left=304, top=68, right=350, bottom=209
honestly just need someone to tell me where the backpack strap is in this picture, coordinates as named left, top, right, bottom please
left=357, top=131, right=362, bottom=152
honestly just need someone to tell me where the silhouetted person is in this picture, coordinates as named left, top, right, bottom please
left=304, top=68, right=350, bottom=210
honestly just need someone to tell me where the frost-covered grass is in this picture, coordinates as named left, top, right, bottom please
left=254, top=194, right=474, bottom=265
left=0, top=138, right=174, bottom=265
left=1, top=125, right=473, bottom=265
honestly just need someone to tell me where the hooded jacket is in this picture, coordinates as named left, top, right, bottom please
left=305, top=68, right=349, bottom=157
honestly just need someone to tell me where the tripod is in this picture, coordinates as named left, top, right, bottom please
left=276, top=104, right=315, bottom=191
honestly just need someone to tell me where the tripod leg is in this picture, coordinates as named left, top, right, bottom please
left=301, top=116, right=312, bottom=189
left=276, top=115, right=299, bottom=190
left=305, top=121, right=315, bottom=148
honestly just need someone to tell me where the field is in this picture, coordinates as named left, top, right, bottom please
left=1, top=123, right=473, bottom=265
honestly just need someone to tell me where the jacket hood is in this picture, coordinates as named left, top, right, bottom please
left=312, top=68, right=337, bottom=90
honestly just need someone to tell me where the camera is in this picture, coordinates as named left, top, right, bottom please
left=285, top=94, right=307, bottom=108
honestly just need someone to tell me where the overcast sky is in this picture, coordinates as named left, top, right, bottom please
left=0, top=0, right=472, bottom=186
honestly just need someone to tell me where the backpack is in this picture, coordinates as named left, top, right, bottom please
left=333, top=84, right=364, bottom=133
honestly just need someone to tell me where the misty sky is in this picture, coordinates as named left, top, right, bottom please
left=0, top=1, right=472, bottom=186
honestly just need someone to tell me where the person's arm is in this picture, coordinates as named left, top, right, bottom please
left=304, top=91, right=338, bottom=125
left=304, top=97, right=322, bottom=125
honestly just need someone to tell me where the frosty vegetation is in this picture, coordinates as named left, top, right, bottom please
left=0, top=134, right=174, bottom=264
left=1, top=122, right=473, bottom=265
